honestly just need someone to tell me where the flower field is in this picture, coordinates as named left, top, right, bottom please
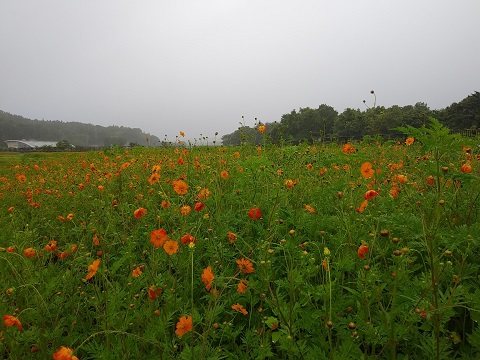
left=1, top=120, right=480, bottom=359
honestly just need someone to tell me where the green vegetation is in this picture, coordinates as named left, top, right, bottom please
left=222, top=91, right=480, bottom=145
left=0, top=120, right=480, bottom=359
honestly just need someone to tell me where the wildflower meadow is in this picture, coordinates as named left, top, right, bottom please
left=1, top=118, right=480, bottom=359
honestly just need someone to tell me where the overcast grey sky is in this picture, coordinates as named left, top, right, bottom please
left=1, top=0, right=479, bottom=141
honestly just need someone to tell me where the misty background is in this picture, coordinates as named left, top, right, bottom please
left=1, top=0, right=479, bottom=141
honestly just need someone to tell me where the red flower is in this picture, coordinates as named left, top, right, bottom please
left=248, top=207, right=262, bottom=220
left=148, top=286, right=162, bottom=300
left=364, top=190, right=379, bottom=201
left=194, top=202, right=205, bottom=212
left=358, top=244, right=369, bottom=259
left=180, top=234, right=196, bottom=245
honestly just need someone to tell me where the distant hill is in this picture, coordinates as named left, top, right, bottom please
left=0, top=110, right=160, bottom=148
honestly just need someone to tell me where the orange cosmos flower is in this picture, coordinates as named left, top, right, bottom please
left=3, top=315, right=22, bottom=330
left=180, top=233, right=196, bottom=245
left=360, top=162, right=375, bottom=179
left=237, top=279, right=248, bottom=294
left=197, top=188, right=211, bottom=201
left=364, top=190, right=379, bottom=201
left=220, top=170, right=229, bottom=179
left=23, top=247, right=37, bottom=258
left=248, top=207, right=261, bottom=220
left=227, top=232, right=237, bottom=244
left=172, top=180, right=189, bottom=195
left=133, top=207, right=147, bottom=219
left=175, top=315, right=193, bottom=338
left=163, top=240, right=179, bottom=255
left=194, top=202, right=205, bottom=212
left=180, top=131, right=185, bottom=137
left=148, top=285, right=162, bottom=300
left=201, top=266, right=214, bottom=291
left=257, top=125, right=266, bottom=134
left=93, top=234, right=100, bottom=246
left=342, top=143, right=356, bottom=154
left=85, top=259, right=101, bottom=281
left=232, top=303, right=248, bottom=315
left=237, top=258, right=255, bottom=274
left=8, top=206, right=15, bottom=213
left=461, top=163, right=472, bottom=173
left=148, top=172, right=160, bottom=184
left=97, top=185, right=105, bottom=191
left=180, top=205, right=191, bottom=216
left=44, top=240, right=58, bottom=252
left=52, top=346, right=79, bottom=360
left=150, top=228, right=169, bottom=248
left=132, top=266, right=143, bottom=278
left=161, top=200, right=171, bottom=209
left=356, top=199, right=368, bottom=213
left=405, top=137, right=414, bottom=146
left=358, top=244, right=369, bottom=259
left=304, top=204, right=315, bottom=214
left=6, top=246, right=16, bottom=253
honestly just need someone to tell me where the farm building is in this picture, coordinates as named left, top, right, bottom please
left=5, top=139, right=58, bottom=149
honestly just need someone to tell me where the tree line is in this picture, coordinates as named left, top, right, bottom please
left=0, top=110, right=160, bottom=149
left=221, top=91, right=480, bottom=145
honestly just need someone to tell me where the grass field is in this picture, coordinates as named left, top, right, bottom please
left=1, top=121, right=480, bottom=359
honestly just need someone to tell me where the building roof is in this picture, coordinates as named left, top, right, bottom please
left=5, top=140, right=58, bottom=148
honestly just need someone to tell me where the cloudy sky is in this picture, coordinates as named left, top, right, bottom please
left=1, top=0, right=479, bottom=141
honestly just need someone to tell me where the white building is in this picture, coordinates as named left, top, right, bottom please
left=5, top=140, right=58, bottom=149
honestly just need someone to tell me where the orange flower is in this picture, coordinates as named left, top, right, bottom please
left=44, top=240, right=58, bottom=252
left=175, top=315, right=193, bottom=338
left=52, top=346, right=79, bottom=360
left=148, top=285, right=162, bottom=300
left=150, top=228, right=169, bottom=248
left=364, top=190, right=379, bottom=201
left=461, top=163, right=472, bottom=173
left=180, top=233, right=196, bottom=245
left=133, top=207, right=147, bottom=219
left=358, top=244, right=369, bottom=259
left=360, top=162, right=375, bottom=179
left=220, top=170, right=229, bottom=179
left=405, top=137, right=414, bottom=146
left=8, top=206, right=15, bottom=213
left=23, top=247, right=37, bottom=258
left=163, top=240, right=179, bottom=255
left=180, top=205, right=191, bottom=216
left=248, top=207, right=261, bottom=220
left=6, top=246, right=16, bottom=253
left=393, top=174, right=407, bottom=184
left=257, top=125, right=266, bottom=134
left=194, top=202, right=205, bottom=212
left=304, top=204, right=315, bottom=214
left=197, top=188, right=211, bottom=201
left=201, top=266, right=214, bottom=291
left=132, top=266, right=143, bottom=278
left=172, top=180, right=189, bottom=195
left=85, top=259, right=101, bottom=280
left=232, top=303, right=248, bottom=315
left=237, top=279, right=248, bottom=294
left=93, top=234, right=100, bottom=246
left=236, top=258, right=255, bottom=274
left=180, top=131, right=185, bottom=137
left=322, top=258, right=329, bottom=271
left=148, top=172, right=160, bottom=184
left=356, top=199, right=368, bottom=213
left=284, top=179, right=296, bottom=189
left=227, top=232, right=237, bottom=244
left=3, top=315, right=22, bottom=330
left=342, top=143, right=356, bottom=154
left=426, top=175, right=435, bottom=185
left=161, top=200, right=171, bottom=209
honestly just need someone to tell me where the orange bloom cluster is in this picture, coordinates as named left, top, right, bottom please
left=150, top=228, right=169, bottom=248
left=175, top=315, right=193, bottom=338
left=3, top=315, right=22, bottom=330
left=232, top=303, right=248, bottom=315
left=52, top=346, right=79, bottom=360
left=342, top=143, right=356, bottom=154
left=201, top=266, right=214, bottom=291
left=236, top=258, right=255, bottom=274
left=172, top=180, right=189, bottom=195
left=85, top=259, right=100, bottom=281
